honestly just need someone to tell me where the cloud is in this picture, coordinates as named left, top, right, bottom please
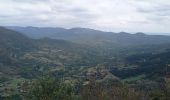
left=0, top=0, right=170, bottom=34
left=135, top=1, right=170, bottom=18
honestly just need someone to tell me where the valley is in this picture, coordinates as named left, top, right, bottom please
left=0, top=27, right=170, bottom=99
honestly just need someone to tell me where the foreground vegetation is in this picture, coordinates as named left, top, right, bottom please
left=1, top=75, right=169, bottom=100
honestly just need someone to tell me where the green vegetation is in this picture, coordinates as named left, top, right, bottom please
left=21, top=76, right=170, bottom=100
left=24, top=75, right=75, bottom=100
left=0, top=27, right=170, bottom=99
left=122, top=74, right=146, bottom=82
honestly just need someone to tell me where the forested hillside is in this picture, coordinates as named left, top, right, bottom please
left=0, top=27, right=170, bottom=100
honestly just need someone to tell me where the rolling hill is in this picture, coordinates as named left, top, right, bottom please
left=0, top=26, right=170, bottom=98
left=7, top=26, right=170, bottom=47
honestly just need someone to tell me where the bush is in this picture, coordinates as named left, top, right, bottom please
left=25, top=75, right=75, bottom=100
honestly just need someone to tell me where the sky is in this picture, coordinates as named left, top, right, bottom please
left=0, top=0, right=170, bottom=34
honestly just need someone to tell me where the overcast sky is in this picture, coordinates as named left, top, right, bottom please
left=0, top=0, right=170, bottom=34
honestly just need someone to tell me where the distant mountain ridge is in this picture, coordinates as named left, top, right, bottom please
left=0, top=27, right=35, bottom=51
left=6, top=26, right=170, bottom=47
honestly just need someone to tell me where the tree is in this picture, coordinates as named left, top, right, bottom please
left=25, top=75, right=75, bottom=100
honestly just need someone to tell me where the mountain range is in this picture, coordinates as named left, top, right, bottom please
left=7, top=26, right=170, bottom=47
left=0, top=26, right=170, bottom=97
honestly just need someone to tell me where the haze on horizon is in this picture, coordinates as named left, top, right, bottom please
left=0, top=0, right=170, bottom=35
